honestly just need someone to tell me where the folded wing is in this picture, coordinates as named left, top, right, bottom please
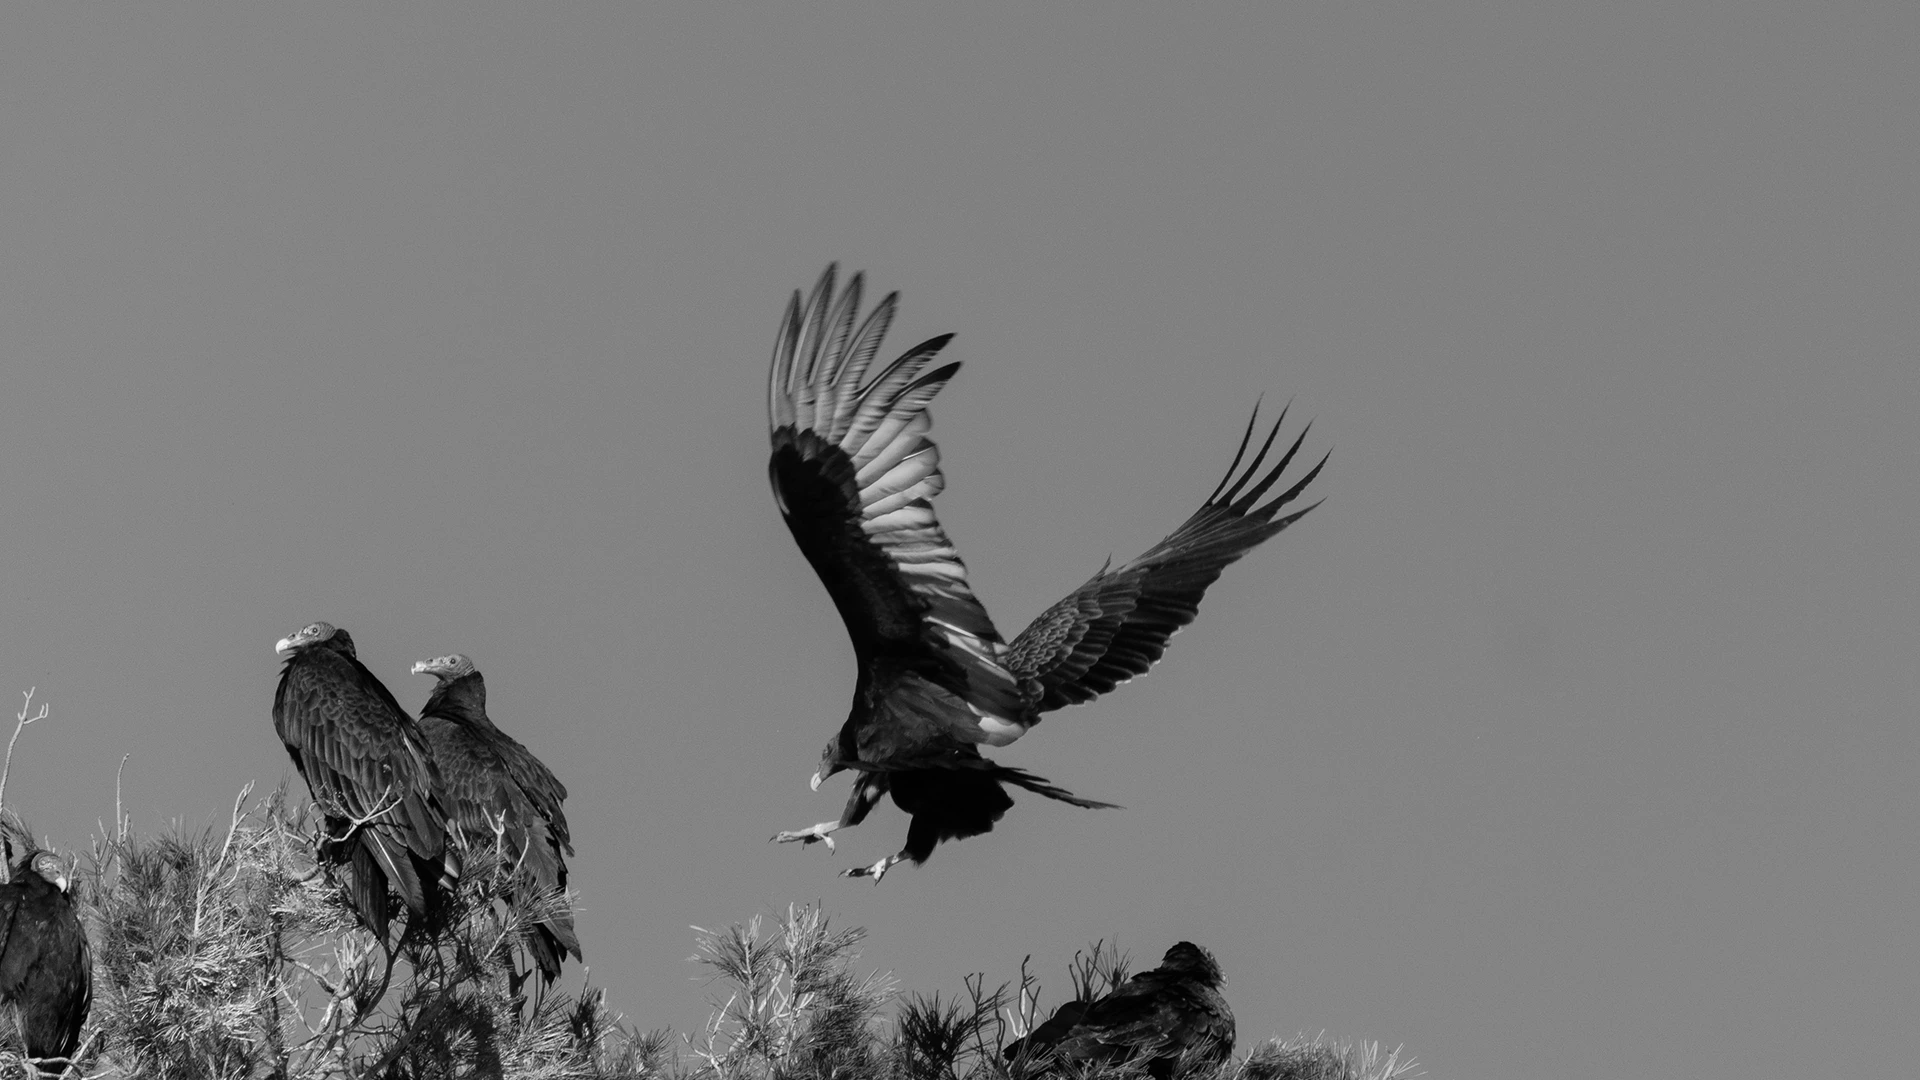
left=274, top=646, right=450, bottom=939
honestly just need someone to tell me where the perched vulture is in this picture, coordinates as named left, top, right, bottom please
left=273, top=622, right=456, bottom=944
left=412, top=654, right=581, bottom=983
left=768, top=266, right=1326, bottom=879
left=1005, top=942, right=1235, bottom=1079
left=0, top=815, right=90, bottom=1071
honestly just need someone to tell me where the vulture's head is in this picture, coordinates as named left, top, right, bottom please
left=1158, top=942, right=1225, bottom=987
left=275, top=621, right=351, bottom=657
left=810, top=740, right=849, bottom=791
left=411, top=653, right=477, bottom=683
left=0, top=814, right=68, bottom=892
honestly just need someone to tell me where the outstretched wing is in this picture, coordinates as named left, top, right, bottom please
left=1008, top=403, right=1326, bottom=713
left=273, top=653, right=448, bottom=914
left=767, top=266, right=1024, bottom=729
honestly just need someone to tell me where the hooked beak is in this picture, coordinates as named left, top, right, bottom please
left=410, top=661, right=432, bottom=675
left=809, top=771, right=824, bottom=791
left=32, top=855, right=69, bottom=892
left=274, top=636, right=296, bottom=654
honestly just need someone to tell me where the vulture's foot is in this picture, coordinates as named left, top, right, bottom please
left=842, top=853, right=905, bottom=883
left=772, top=821, right=839, bottom=851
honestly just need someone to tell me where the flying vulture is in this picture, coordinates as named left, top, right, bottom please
left=767, top=266, right=1326, bottom=880
left=0, top=814, right=90, bottom=1071
left=1005, top=942, right=1235, bottom=1080
left=412, top=653, right=581, bottom=983
left=273, top=622, right=456, bottom=944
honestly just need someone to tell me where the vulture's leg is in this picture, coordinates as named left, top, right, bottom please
left=772, top=820, right=840, bottom=850
left=773, top=773, right=887, bottom=850
left=842, top=852, right=907, bottom=883
left=841, top=801, right=939, bottom=883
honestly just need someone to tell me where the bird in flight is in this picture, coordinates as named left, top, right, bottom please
left=767, top=266, right=1326, bottom=880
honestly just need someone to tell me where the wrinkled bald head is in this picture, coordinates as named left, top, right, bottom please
left=411, top=653, right=477, bottom=682
left=0, top=814, right=67, bottom=891
left=275, top=621, right=352, bottom=657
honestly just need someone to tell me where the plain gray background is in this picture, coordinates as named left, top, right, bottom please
left=2, top=4, right=1915, bottom=1077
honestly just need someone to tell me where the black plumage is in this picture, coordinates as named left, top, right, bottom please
left=1005, top=942, right=1235, bottom=1080
left=769, top=267, right=1326, bottom=879
left=273, top=622, right=455, bottom=944
left=0, top=814, right=91, bottom=1071
left=412, top=654, right=581, bottom=983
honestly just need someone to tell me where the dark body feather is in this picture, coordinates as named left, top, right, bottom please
left=0, top=817, right=91, bottom=1070
left=272, top=623, right=454, bottom=944
left=416, top=660, right=580, bottom=983
left=1006, top=942, right=1235, bottom=1080
left=769, top=267, right=1325, bottom=879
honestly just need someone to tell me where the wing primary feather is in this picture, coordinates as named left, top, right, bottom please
left=848, top=344, right=957, bottom=466
left=797, top=265, right=836, bottom=388
left=1204, top=400, right=1272, bottom=505
left=768, top=290, right=805, bottom=430
left=829, top=290, right=898, bottom=436
left=1215, top=404, right=1289, bottom=506
left=853, top=335, right=956, bottom=408
left=1229, top=424, right=1313, bottom=512
left=838, top=333, right=952, bottom=455
left=811, top=271, right=864, bottom=435
left=791, top=268, right=837, bottom=438
left=1261, top=451, right=1330, bottom=515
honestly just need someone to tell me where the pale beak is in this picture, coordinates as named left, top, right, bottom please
left=810, top=771, right=824, bottom=791
left=410, top=661, right=432, bottom=675
left=274, top=636, right=296, bottom=654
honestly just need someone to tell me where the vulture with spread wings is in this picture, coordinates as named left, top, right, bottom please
left=1005, top=942, right=1235, bottom=1079
left=274, top=622, right=456, bottom=944
left=412, top=654, right=581, bottom=984
left=0, top=814, right=90, bottom=1071
left=768, top=267, right=1326, bottom=880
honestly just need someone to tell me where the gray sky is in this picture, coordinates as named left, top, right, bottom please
left=2, top=4, right=1915, bottom=1077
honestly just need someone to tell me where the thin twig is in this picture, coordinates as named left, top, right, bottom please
left=319, top=785, right=404, bottom=843
left=0, top=687, right=49, bottom=812
left=114, top=753, right=131, bottom=843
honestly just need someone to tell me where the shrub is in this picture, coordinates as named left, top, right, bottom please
left=23, top=783, right=1415, bottom=1080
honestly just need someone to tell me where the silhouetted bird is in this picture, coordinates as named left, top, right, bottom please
left=0, top=813, right=91, bottom=1072
left=768, top=266, right=1326, bottom=879
left=1006, top=942, right=1235, bottom=1079
left=412, top=653, right=581, bottom=983
left=274, top=622, right=456, bottom=944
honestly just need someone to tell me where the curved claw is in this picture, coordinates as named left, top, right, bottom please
left=772, top=822, right=837, bottom=851
left=841, top=855, right=900, bottom=883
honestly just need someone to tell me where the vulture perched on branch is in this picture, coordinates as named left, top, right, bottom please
left=0, top=814, right=90, bottom=1071
left=412, top=654, right=581, bottom=983
left=768, top=266, right=1326, bottom=880
left=273, top=622, right=456, bottom=944
left=1005, top=942, right=1235, bottom=1080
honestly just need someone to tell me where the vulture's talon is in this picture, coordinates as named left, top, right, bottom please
left=773, top=823, right=837, bottom=850
left=842, top=856, right=896, bottom=883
